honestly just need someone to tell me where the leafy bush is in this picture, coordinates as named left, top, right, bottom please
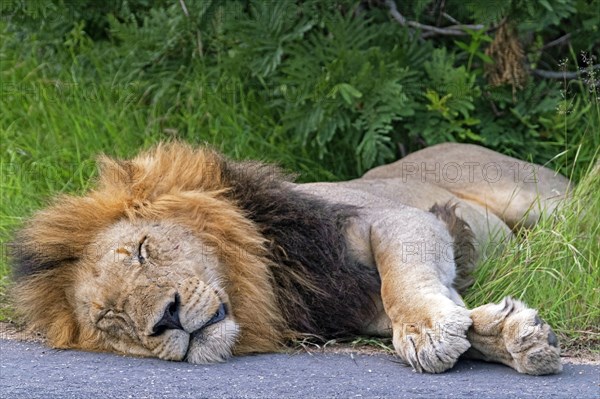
left=1, top=0, right=597, bottom=178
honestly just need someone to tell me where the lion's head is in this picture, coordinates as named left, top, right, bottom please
left=11, top=143, right=287, bottom=363
left=73, top=220, right=239, bottom=363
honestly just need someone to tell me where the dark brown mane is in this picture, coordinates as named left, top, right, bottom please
left=222, top=162, right=381, bottom=337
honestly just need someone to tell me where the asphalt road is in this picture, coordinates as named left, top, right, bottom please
left=1, top=339, right=598, bottom=399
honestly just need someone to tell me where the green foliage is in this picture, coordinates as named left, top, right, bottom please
left=514, top=0, right=577, bottom=30
left=276, top=14, right=417, bottom=171
left=2, top=0, right=596, bottom=176
left=453, top=28, right=494, bottom=72
left=405, top=48, right=482, bottom=144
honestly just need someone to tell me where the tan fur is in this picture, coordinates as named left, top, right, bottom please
left=12, top=142, right=568, bottom=375
left=363, top=143, right=571, bottom=229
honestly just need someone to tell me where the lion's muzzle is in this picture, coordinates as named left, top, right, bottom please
left=152, top=294, right=228, bottom=338
left=151, top=294, right=184, bottom=336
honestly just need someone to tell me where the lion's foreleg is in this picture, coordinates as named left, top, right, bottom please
left=465, top=297, right=562, bottom=375
left=370, top=215, right=472, bottom=373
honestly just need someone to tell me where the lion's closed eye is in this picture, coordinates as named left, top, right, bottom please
left=137, top=236, right=148, bottom=264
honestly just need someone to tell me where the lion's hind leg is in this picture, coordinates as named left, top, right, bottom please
left=466, top=297, right=562, bottom=375
left=363, top=143, right=571, bottom=229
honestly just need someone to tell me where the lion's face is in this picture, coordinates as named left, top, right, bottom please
left=73, top=220, right=239, bottom=363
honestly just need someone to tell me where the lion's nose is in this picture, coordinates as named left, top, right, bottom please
left=151, top=294, right=183, bottom=336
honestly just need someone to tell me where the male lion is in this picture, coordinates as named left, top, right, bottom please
left=11, top=142, right=569, bottom=374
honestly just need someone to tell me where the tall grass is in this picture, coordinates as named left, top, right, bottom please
left=465, top=157, right=599, bottom=351
left=464, top=62, right=600, bottom=352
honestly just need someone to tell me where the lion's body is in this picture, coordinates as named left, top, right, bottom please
left=12, top=142, right=569, bottom=374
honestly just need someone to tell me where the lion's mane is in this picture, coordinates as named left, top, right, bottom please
left=11, top=142, right=380, bottom=352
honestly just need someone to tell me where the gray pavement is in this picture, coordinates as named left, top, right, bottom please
left=1, top=339, right=598, bottom=398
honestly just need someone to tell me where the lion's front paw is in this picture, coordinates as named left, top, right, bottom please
left=393, top=303, right=472, bottom=373
left=502, top=299, right=562, bottom=375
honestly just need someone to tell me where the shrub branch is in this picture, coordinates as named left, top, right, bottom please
left=384, top=0, right=485, bottom=38
left=532, top=64, right=600, bottom=79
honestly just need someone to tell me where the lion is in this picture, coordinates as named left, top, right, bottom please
left=11, top=142, right=569, bottom=374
